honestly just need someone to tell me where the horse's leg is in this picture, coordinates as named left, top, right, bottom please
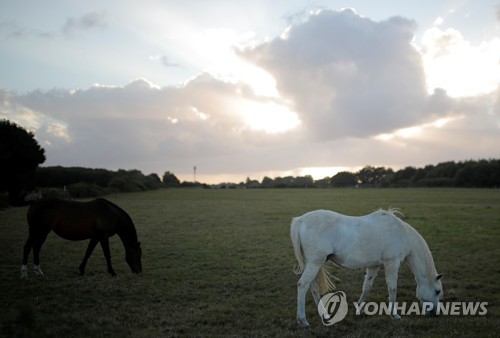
left=32, top=233, right=49, bottom=277
left=310, top=280, right=321, bottom=306
left=384, top=261, right=401, bottom=320
left=80, top=238, right=99, bottom=276
left=99, top=237, right=116, bottom=276
left=297, top=263, right=322, bottom=328
left=356, top=266, right=380, bottom=314
left=21, top=237, right=34, bottom=278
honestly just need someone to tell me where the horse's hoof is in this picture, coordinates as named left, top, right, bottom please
left=21, top=266, right=28, bottom=279
left=297, top=319, right=310, bottom=329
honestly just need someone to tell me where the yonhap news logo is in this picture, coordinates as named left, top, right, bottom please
left=317, top=291, right=488, bottom=325
left=317, top=291, right=348, bottom=325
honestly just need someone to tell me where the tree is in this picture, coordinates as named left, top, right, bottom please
left=393, top=166, right=417, bottom=187
left=331, top=171, right=357, bottom=187
left=294, top=175, right=314, bottom=188
left=245, top=177, right=260, bottom=188
left=162, top=171, right=180, bottom=187
left=261, top=176, right=274, bottom=188
left=356, top=166, right=393, bottom=187
left=0, top=119, right=46, bottom=205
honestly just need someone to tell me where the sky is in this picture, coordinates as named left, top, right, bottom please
left=1, top=0, right=499, bottom=184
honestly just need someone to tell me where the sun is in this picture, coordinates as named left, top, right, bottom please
left=237, top=99, right=301, bottom=134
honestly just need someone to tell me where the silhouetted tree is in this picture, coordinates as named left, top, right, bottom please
left=245, top=177, right=260, bottom=188
left=162, top=171, right=180, bottom=187
left=331, top=171, right=357, bottom=187
left=261, top=176, right=274, bottom=188
left=0, top=119, right=46, bottom=205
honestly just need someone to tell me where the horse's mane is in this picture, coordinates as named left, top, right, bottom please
left=388, top=210, right=437, bottom=286
left=97, top=199, right=138, bottom=244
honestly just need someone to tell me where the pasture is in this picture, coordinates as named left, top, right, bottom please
left=1, top=188, right=499, bottom=337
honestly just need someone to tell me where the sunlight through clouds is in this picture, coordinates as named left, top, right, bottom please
left=374, top=116, right=463, bottom=142
left=420, top=26, right=500, bottom=97
left=238, top=100, right=300, bottom=134
left=200, top=28, right=280, bottom=98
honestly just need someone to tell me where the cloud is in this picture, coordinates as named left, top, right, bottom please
left=242, top=9, right=431, bottom=140
left=0, top=21, right=25, bottom=39
left=150, top=55, right=182, bottom=68
left=159, top=55, right=181, bottom=68
left=0, top=20, right=55, bottom=39
left=433, top=16, right=444, bottom=26
left=1, top=11, right=108, bottom=40
left=62, top=12, right=108, bottom=37
left=3, top=75, right=296, bottom=175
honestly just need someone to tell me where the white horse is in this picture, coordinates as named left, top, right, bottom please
left=290, top=208, right=443, bottom=327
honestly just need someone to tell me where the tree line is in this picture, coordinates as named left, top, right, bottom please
left=331, top=160, right=500, bottom=188
left=235, top=160, right=500, bottom=189
left=28, top=159, right=500, bottom=198
left=29, top=159, right=499, bottom=198
left=35, top=167, right=205, bottom=199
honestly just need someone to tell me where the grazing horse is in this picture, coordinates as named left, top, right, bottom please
left=21, top=198, right=142, bottom=278
left=290, top=208, right=443, bottom=327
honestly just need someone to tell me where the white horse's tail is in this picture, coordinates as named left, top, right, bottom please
left=290, top=217, right=305, bottom=274
left=290, top=216, right=336, bottom=294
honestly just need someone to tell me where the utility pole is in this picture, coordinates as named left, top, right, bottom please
left=193, top=165, right=197, bottom=183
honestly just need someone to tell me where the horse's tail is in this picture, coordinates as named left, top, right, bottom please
left=290, top=216, right=305, bottom=275
left=290, top=216, right=336, bottom=295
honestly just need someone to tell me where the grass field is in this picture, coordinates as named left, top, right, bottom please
left=1, top=188, right=499, bottom=337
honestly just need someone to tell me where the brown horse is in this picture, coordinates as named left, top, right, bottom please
left=21, top=198, right=142, bottom=278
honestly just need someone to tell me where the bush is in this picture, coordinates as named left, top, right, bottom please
left=107, top=177, right=145, bottom=192
left=68, top=182, right=106, bottom=198
left=39, top=187, right=68, bottom=199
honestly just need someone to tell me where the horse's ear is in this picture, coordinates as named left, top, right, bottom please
left=436, top=273, right=444, bottom=281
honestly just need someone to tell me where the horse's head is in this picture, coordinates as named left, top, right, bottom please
left=416, top=273, right=443, bottom=316
left=126, top=242, right=142, bottom=274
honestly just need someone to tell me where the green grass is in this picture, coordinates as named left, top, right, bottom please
left=1, top=188, right=499, bottom=337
